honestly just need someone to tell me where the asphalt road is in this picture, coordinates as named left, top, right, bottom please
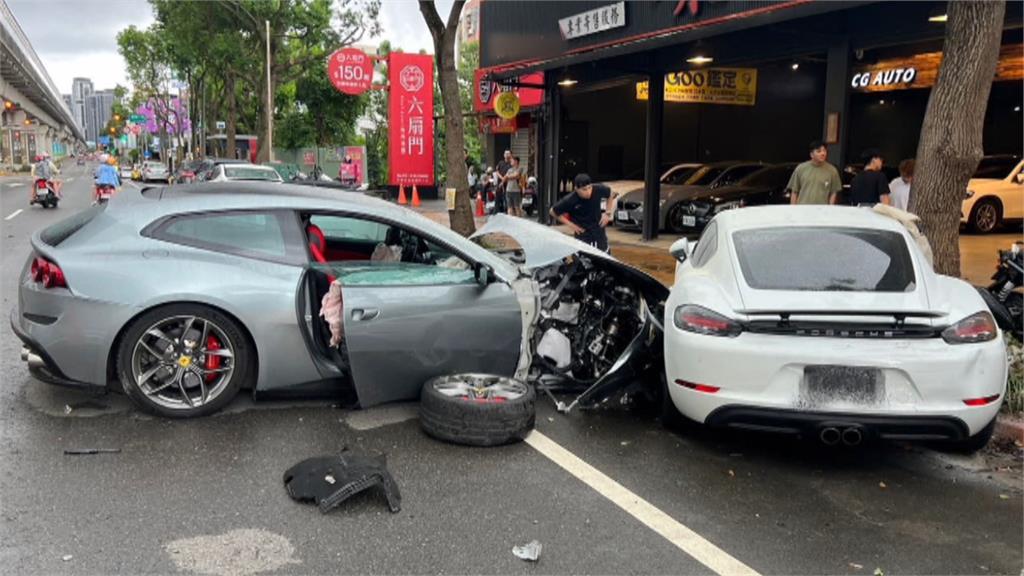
left=0, top=166, right=1021, bottom=575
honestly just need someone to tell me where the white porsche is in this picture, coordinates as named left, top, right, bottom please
left=663, top=205, right=1007, bottom=452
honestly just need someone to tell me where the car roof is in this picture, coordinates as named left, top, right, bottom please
left=715, top=205, right=909, bottom=233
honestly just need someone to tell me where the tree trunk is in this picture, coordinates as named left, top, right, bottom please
left=420, top=0, right=474, bottom=237
left=226, top=73, right=237, bottom=159
left=910, top=0, right=1006, bottom=277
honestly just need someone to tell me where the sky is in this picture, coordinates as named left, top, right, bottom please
left=7, top=0, right=453, bottom=97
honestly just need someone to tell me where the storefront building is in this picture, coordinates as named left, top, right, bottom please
left=477, top=1, right=1023, bottom=238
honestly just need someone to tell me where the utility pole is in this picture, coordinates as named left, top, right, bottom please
left=265, top=19, right=274, bottom=162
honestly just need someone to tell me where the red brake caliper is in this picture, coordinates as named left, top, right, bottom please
left=204, top=335, right=221, bottom=382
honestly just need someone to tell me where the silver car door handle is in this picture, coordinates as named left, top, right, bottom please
left=351, top=308, right=380, bottom=322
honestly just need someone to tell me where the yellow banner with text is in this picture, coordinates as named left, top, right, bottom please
left=637, top=68, right=758, bottom=106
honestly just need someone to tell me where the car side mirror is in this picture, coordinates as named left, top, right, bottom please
left=670, top=238, right=693, bottom=263
left=475, top=263, right=493, bottom=287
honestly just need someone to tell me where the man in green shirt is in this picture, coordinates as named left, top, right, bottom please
left=787, top=140, right=842, bottom=205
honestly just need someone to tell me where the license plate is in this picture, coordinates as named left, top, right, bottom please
left=802, top=366, right=882, bottom=407
left=522, top=196, right=533, bottom=206
left=682, top=215, right=696, bottom=227
left=616, top=210, right=629, bottom=221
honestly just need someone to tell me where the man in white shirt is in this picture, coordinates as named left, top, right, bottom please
left=888, top=158, right=914, bottom=211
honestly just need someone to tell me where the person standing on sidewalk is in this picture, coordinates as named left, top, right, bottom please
left=847, top=149, right=891, bottom=206
left=503, top=156, right=524, bottom=217
left=494, top=150, right=512, bottom=214
left=888, top=158, right=914, bottom=211
left=787, top=140, right=842, bottom=205
left=550, top=173, right=619, bottom=253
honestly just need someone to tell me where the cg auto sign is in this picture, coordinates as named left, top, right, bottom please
left=328, top=47, right=374, bottom=95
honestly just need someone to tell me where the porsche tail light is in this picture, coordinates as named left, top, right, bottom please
left=30, top=256, right=67, bottom=289
left=675, top=380, right=721, bottom=394
left=941, top=311, right=998, bottom=344
left=674, top=305, right=742, bottom=337
left=962, top=394, right=1000, bottom=407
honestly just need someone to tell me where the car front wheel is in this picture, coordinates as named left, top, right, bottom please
left=666, top=203, right=689, bottom=234
left=116, top=304, right=251, bottom=418
left=969, top=198, right=1001, bottom=233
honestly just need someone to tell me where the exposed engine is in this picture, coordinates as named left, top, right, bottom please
left=531, top=255, right=645, bottom=386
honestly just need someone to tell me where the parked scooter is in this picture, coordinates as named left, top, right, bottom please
left=979, top=241, right=1023, bottom=341
left=30, top=179, right=59, bottom=209
left=522, top=176, right=538, bottom=216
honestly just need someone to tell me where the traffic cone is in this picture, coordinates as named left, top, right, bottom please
left=475, top=193, right=485, bottom=217
left=411, top=184, right=421, bottom=207
left=397, top=184, right=407, bottom=205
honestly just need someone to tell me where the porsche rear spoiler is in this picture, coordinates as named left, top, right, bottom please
left=739, top=309, right=948, bottom=338
left=739, top=310, right=946, bottom=320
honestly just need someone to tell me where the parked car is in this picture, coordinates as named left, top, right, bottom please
left=961, top=159, right=1024, bottom=233
left=194, top=158, right=249, bottom=182
left=615, top=161, right=765, bottom=233
left=119, top=164, right=133, bottom=180
left=663, top=205, right=1007, bottom=452
left=12, top=184, right=666, bottom=421
left=205, top=163, right=284, bottom=183
left=662, top=163, right=797, bottom=233
left=141, top=161, right=170, bottom=183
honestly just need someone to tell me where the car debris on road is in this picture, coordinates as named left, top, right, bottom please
left=283, top=451, right=401, bottom=514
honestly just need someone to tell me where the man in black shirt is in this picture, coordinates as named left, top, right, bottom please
left=848, top=149, right=891, bottom=206
left=550, top=173, right=618, bottom=252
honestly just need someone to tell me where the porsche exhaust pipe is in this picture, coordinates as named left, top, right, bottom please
left=841, top=427, right=864, bottom=447
left=819, top=427, right=841, bottom=446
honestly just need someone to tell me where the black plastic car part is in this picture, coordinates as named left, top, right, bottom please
left=283, top=451, right=401, bottom=513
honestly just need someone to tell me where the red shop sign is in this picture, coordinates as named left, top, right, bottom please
left=473, top=71, right=544, bottom=113
left=388, top=52, right=434, bottom=187
left=328, top=47, right=373, bottom=95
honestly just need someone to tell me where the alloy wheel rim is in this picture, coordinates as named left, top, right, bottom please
left=433, top=374, right=528, bottom=402
left=977, top=204, right=997, bottom=232
left=130, top=315, right=235, bottom=410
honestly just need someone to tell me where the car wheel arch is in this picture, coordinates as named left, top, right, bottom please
left=105, top=299, right=260, bottom=390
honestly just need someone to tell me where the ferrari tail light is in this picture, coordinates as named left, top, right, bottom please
left=674, top=305, right=742, bottom=337
left=941, top=311, right=998, bottom=344
left=29, top=256, right=67, bottom=289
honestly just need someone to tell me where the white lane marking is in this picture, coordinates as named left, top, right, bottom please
left=7, top=182, right=24, bottom=187
left=524, top=431, right=759, bottom=576
left=5, top=209, right=23, bottom=220
left=65, top=177, right=75, bottom=182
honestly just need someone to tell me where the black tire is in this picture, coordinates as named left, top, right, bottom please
left=943, top=418, right=997, bottom=454
left=116, top=303, right=252, bottom=418
left=657, top=374, right=695, bottom=431
left=420, top=374, right=535, bottom=447
left=969, top=198, right=1002, bottom=234
left=666, top=203, right=688, bottom=234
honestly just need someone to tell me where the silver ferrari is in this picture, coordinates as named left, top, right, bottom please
left=12, top=183, right=666, bottom=417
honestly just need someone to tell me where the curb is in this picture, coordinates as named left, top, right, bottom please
left=995, top=415, right=1024, bottom=444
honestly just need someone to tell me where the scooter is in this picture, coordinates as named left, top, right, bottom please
left=30, top=179, right=59, bottom=209
left=979, top=241, right=1023, bottom=341
left=94, top=184, right=115, bottom=205
left=522, top=186, right=537, bottom=216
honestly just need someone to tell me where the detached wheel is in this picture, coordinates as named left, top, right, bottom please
left=420, top=374, right=535, bottom=446
left=116, top=304, right=252, bottom=418
left=969, top=199, right=1001, bottom=233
